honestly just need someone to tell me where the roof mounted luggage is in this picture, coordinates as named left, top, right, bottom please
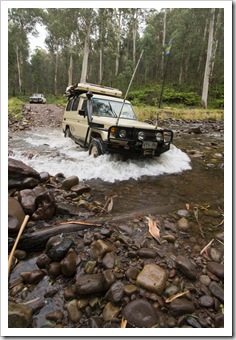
left=65, top=82, right=122, bottom=98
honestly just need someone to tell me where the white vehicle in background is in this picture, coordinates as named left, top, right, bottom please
left=62, top=83, right=173, bottom=158
left=29, top=93, right=46, bottom=104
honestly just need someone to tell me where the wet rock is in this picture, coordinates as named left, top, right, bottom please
left=47, top=262, right=61, bottom=277
left=214, top=312, right=224, bottom=327
left=71, top=183, right=91, bottom=195
left=199, top=275, right=211, bottom=286
left=209, top=247, right=222, bottom=263
left=75, top=273, right=105, bottom=295
left=20, top=269, right=45, bottom=284
left=66, top=299, right=82, bottom=323
left=45, top=235, right=62, bottom=252
left=60, top=176, right=79, bottom=190
left=137, top=248, right=157, bottom=258
left=102, top=252, right=115, bottom=269
left=102, top=302, right=120, bottom=322
left=198, top=295, right=215, bottom=308
left=31, top=191, right=56, bottom=220
left=177, top=217, right=189, bottom=231
left=46, top=238, right=74, bottom=262
left=18, top=189, right=36, bottom=214
left=105, top=281, right=124, bottom=303
left=64, top=285, right=77, bottom=300
left=8, top=197, right=25, bottom=234
left=208, top=281, right=224, bottom=302
left=14, top=250, right=26, bottom=260
left=60, top=251, right=77, bottom=277
left=123, top=284, right=139, bottom=296
left=136, top=264, right=168, bottom=295
left=167, top=316, right=177, bottom=327
left=169, top=298, right=195, bottom=317
left=177, top=209, right=190, bottom=217
left=84, top=260, right=97, bottom=274
left=8, top=302, right=33, bottom=328
left=125, top=267, right=140, bottom=280
left=46, top=310, right=64, bottom=323
left=91, top=240, right=116, bottom=259
left=10, top=283, right=24, bottom=297
left=103, top=269, right=116, bottom=289
left=206, top=262, right=224, bottom=279
left=36, top=254, right=51, bottom=269
left=89, top=316, right=103, bottom=328
left=175, top=255, right=198, bottom=279
left=164, top=284, right=179, bottom=297
left=8, top=158, right=40, bottom=181
left=39, top=172, right=50, bottom=183
left=187, top=316, right=202, bottom=328
left=122, top=299, right=158, bottom=328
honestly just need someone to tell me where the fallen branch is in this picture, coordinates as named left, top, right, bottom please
left=200, top=238, right=214, bottom=255
left=165, top=290, right=189, bottom=303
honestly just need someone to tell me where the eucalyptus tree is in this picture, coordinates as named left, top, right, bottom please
left=8, top=8, right=44, bottom=94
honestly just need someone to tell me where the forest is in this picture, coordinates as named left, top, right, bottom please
left=8, top=7, right=224, bottom=109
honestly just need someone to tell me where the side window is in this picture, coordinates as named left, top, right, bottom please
left=81, top=99, right=87, bottom=114
left=66, top=98, right=73, bottom=111
left=72, top=96, right=80, bottom=111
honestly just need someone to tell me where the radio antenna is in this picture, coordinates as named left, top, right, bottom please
left=116, top=49, right=144, bottom=125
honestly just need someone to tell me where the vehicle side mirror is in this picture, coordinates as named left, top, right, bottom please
left=78, top=109, right=86, bottom=117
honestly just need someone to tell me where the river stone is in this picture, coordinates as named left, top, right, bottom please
left=8, top=157, right=40, bottom=180
left=91, top=239, right=116, bottom=258
left=39, top=171, right=50, bottom=183
left=169, top=298, right=195, bottom=317
left=46, top=238, right=74, bottom=262
left=175, top=255, right=198, bottom=279
left=36, top=254, right=51, bottom=269
left=136, top=264, right=168, bottom=295
left=105, top=281, right=124, bottom=303
left=209, top=247, right=222, bottom=262
left=46, top=310, right=64, bottom=323
left=18, top=189, right=36, bottom=214
left=199, top=274, right=211, bottom=286
left=75, top=273, right=105, bottom=294
left=208, top=281, right=224, bottom=302
left=122, top=299, right=158, bottom=328
left=125, top=267, right=140, bottom=280
left=84, top=260, right=97, bottom=274
left=103, top=269, right=116, bottom=289
left=164, top=284, right=179, bottom=297
left=102, top=252, right=115, bottom=269
left=8, top=302, right=33, bottom=328
left=137, top=248, right=157, bottom=258
left=123, top=284, right=139, bottom=295
left=66, top=299, right=82, bottom=323
left=8, top=197, right=25, bottom=234
left=60, top=252, right=77, bottom=277
left=177, top=209, right=190, bottom=217
left=177, top=217, right=189, bottom=231
left=61, top=176, right=79, bottom=190
left=71, top=183, right=91, bottom=195
left=198, top=295, right=215, bottom=308
left=20, top=269, right=45, bottom=284
left=206, top=262, right=224, bottom=279
left=102, top=302, right=120, bottom=322
left=31, top=191, right=56, bottom=220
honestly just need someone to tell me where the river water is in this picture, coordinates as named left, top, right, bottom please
left=8, top=125, right=224, bottom=217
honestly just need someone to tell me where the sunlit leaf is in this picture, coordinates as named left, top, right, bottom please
left=146, top=216, right=161, bottom=244
left=120, top=316, right=127, bottom=328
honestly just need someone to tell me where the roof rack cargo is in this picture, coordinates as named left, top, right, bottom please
left=65, top=82, right=122, bottom=98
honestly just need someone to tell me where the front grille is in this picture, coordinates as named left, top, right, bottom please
left=134, top=129, right=159, bottom=141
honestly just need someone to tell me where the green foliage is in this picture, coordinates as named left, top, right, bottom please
left=8, top=97, right=24, bottom=120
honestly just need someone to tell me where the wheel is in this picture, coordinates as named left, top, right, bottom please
left=89, top=138, right=104, bottom=157
left=64, top=127, right=71, bottom=138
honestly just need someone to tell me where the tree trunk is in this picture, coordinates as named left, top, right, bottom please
left=80, top=19, right=91, bottom=83
left=99, top=46, right=103, bottom=84
left=54, top=51, right=59, bottom=95
left=16, top=46, right=22, bottom=94
left=132, top=9, right=138, bottom=66
left=201, top=8, right=215, bottom=108
left=161, top=10, right=167, bottom=79
left=68, top=54, right=73, bottom=86
left=115, top=9, right=122, bottom=77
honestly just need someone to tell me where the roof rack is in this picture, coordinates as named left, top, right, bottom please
left=65, top=82, right=122, bottom=98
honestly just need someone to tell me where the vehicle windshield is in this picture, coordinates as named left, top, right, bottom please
left=92, top=98, right=137, bottom=120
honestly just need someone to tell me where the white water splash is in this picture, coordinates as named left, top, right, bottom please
left=9, top=129, right=191, bottom=183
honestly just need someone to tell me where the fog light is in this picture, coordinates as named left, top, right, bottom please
left=156, top=132, right=163, bottom=141
left=138, top=131, right=145, bottom=141
left=164, top=131, right=172, bottom=142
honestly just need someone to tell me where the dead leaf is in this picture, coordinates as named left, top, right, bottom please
left=146, top=216, right=161, bottom=244
left=120, top=316, right=127, bottom=328
left=186, top=203, right=190, bottom=211
left=165, top=290, right=189, bottom=303
left=107, top=197, right=113, bottom=212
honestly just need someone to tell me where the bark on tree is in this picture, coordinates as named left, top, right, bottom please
left=161, top=10, right=167, bottom=79
left=115, top=9, right=122, bottom=77
left=16, top=46, right=22, bottom=94
left=68, top=54, right=73, bottom=86
left=201, top=8, right=215, bottom=108
left=80, top=18, right=91, bottom=83
left=132, top=9, right=138, bottom=66
left=54, top=51, right=59, bottom=95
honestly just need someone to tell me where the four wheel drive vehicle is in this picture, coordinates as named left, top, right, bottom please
left=29, top=93, right=46, bottom=104
left=62, top=83, right=173, bottom=158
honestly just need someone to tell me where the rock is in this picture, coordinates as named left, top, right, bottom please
left=122, top=299, right=158, bottom=328
left=60, top=252, right=77, bottom=277
left=177, top=217, right=189, bottom=231
left=209, top=248, right=222, bottom=262
left=125, top=267, right=140, bottom=280
left=102, top=302, right=120, bottom=322
left=187, top=316, right=202, bottom=328
left=91, top=240, right=116, bottom=259
left=103, top=269, right=116, bottom=289
left=198, top=295, right=214, bottom=308
left=206, top=262, right=224, bottom=279
left=164, top=284, right=179, bottom=297
left=71, top=183, right=91, bottom=195
left=66, top=299, right=82, bottom=323
left=63, top=285, right=77, bottom=300
left=177, top=209, right=190, bottom=217
left=47, top=238, right=74, bottom=262
left=8, top=302, right=33, bottom=328
left=123, top=284, right=139, bottom=295
left=8, top=158, right=40, bottom=181
left=36, top=254, right=51, bottom=269
left=208, top=281, right=224, bottom=302
left=175, top=255, right=198, bottom=279
left=31, top=191, right=56, bottom=220
left=105, top=281, right=124, bottom=303
left=61, top=176, right=79, bottom=190
left=8, top=197, right=25, bottom=234
left=20, top=269, right=45, bottom=284
left=46, top=310, right=64, bottom=323
left=136, top=264, right=168, bottom=295
left=102, top=252, right=115, bottom=269
left=75, top=273, right=105, bottom=295
left=18, top=189, right=36, bottom=214
left=84, top=260, right=97, bottom=274
left=39, top=172, right=50, bottom=182
left=137, top=248, right=157, bottom=258
left=199, top=275, right=211, bottom=286
left=169, top=298, right=195, bottom=317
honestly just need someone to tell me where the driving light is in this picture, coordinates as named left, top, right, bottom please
left=164, top=131, right=172, bottom=142
left=119, top=129, right=127, bottom=138
left=138, top=131, right=145, bottom=141
left=156, top=132, right=163, bottom=141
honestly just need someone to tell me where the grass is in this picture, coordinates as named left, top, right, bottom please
left=133, top=105, right=224, bottom=121
left=8, top=97, right=25, bottom=120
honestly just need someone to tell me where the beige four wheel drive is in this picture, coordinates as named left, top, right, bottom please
left=62, top=83, right=173, bottom=158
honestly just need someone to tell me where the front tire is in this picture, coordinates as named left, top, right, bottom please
left=89, top=138, right=104, bottom=157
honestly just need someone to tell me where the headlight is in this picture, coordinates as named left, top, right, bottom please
left=138, top=131, right=145, bottom=141
left=119, top=129, right=127, bottom=138
left=164, top=131, right=172, bottom=142
left=156, top=132, right=163, bottom=141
